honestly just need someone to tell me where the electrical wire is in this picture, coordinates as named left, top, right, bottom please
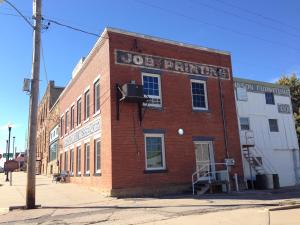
left=135, top=0, right=300, bottom=53
left=41, top=39, right=48, bottom=84
left=212, top=0, right=300, bottom=32
left=43, top=18, right=101, bottom=37
left=188, top=0, right=300, bottom=39
left=1, top=0, right=34, bottom=29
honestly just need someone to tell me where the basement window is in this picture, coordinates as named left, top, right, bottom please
left=142, top=73, right=162, bottom=107
left=144, top=133, right=166, bottom=170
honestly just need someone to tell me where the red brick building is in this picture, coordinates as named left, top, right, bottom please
left=58, top=28, right=243, bottom=196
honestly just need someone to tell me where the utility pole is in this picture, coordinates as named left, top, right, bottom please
left=26, top=0, right=41, bottom=209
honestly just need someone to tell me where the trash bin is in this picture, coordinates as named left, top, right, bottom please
left=255, top=174, right=268, bottom=189
left=265, top=174, right=274, bottom=189
left=273, top=174, right=280, bottom=189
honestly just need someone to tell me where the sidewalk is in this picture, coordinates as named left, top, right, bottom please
left=1, top=172, right=300, bottom=224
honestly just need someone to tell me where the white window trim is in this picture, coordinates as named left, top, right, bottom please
left=76, top=146, right=81, bottom=175
left=84, top=89, right=90, bottom=121
left=76, top=97, right=82, bottom=128
left=142, top=72, right=162, bottom=108
left=144, top=133, right=166, bottom=171
left=70, top=104, right=76, bottom=131
left=85, top=143, right=90, bottom=174
left=95, top=139, right=101, bottom=174
left=93, top=79, right=101, bottom=115
left=191, top=79, right=208, bottom=110
left=93, top=74, right=101, bottom=84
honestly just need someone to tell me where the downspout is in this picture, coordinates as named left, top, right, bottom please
left=217, top=70, right=229, bottom=159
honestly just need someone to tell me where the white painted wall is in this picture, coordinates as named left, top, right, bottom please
left=235, top=83, right=300, bottom=187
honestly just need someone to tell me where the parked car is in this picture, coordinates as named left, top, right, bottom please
left=0, top=166, right=4, bottom=173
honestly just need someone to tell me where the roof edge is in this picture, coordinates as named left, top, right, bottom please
left=106, top=27, right=231, bottom=56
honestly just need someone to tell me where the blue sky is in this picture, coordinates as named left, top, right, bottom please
left=0, top=0, right=299, bottom=154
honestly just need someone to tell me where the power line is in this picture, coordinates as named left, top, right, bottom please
left=43, top=18, right=101, bottom=37
left=188, top=0, right=300, bottom=39
left=212, top=0, right=300, bottom=32
left=41, top=40, right=48, bottom=83
left=1, top=0, right=34, bottom=29
left=135, top=0, right=300, bottom=53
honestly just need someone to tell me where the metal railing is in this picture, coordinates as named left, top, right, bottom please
left=192, top=162, right=230, bottom=195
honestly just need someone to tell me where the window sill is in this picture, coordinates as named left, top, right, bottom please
left=76, top=174, right=81, bottom=177
left=192, top=108, right=210, bottom=113
left=93, top=172, right=101, bottom=176
left=143, top=106, right=163, bottom=111
left=93, top=111, right=101, bottom=118
left=83, top=173, right=90, bottom=177
left=144, top=169, right=168, bottom=174
left=83, top=118, right=90, bottom=124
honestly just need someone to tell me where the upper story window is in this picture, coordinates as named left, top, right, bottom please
left=65, top=111, right=69, bottom=134
left=240, top=117, right=250, bottom=131
left=142, top=73, right=162, bottom=107
left=84, top=90, right=90, bottom=120
left=71, top=105, right=75, bottom=130
left=269, top=119, right=279, bottom=132
left=236, top=87, right=248, bottom=101
left=144, top=133, right=166, bottom=170
left=77, top=98, right=81, bottom=126
left=265, top=92, right=275, bottom=105
left=60, top=116, right=64, bottom=136
left=191, top=79, right=208, bottom=110
left=94, top=80, right=100, bottom=114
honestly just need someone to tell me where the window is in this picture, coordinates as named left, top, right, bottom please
left=49, top=141, right=58, bottom=161
left=84, top=143, right=90, bottom=174
left=144, top=133, right=166, bottom=170
left=60, top=116, right=64, bottom=136
left=84, top=90, right=90, bottom=120
left=269, top=119, right=279, bottom=132
left=265, top=92, right=275, bottom=105
left=94, top=139, right=101, bottom=174
left=94, top=80, right=100, bottom=113
left=240, top=117, right=250, bottom=131
left=64, top=151, right=68, bottom=171
left=60, top=153, right=63, bottom=172
left=70, top=149, right=74, bottom=175
left=191, top=80, right=208, bottom=110
left=142, top=73, right=162, bottom=107
left=76, top=146, right=81, bottom=175
left=71, top=105, right=75, bottom=130
left=77, top=98, right=82, bottom=126
left=65, top=111, right=69, bottom=134
left=236, top=87, right=248, bottom=101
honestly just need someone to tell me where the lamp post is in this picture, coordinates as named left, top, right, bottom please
left=6, top=124, right=12, bottom=182
left=13, top=136, right=15, bottom=159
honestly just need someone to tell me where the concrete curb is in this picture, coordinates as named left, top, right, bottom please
left=269, top=204, right=300, bottom=211
left=0, top=208, right=9, bottom=215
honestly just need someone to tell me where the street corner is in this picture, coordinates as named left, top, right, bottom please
left=0, top=207, right=9, bottom=216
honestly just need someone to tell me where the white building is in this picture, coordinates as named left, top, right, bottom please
left=234, top=77, right=300, bottom=187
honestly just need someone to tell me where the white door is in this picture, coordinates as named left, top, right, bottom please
left=194, top=141, right=215, bottom=179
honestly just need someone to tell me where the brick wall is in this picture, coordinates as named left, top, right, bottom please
left=108, top=31, right=243, bottom=192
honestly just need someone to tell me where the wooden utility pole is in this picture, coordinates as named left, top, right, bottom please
left=26, top=0, right=41, bottom=209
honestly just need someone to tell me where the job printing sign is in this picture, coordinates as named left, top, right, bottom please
left=115, top=50, right=230, bottom=79
left=63, top=118, right=101, bottom=148
left=235, top=81, right=290, bottom=97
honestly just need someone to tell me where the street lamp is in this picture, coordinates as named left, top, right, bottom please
left=6, top=124, right=12, bottom=182
left=13, top=136, right=15, bottom=159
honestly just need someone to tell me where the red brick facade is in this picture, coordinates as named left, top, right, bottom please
left=57, top=28, right=243, bottom=196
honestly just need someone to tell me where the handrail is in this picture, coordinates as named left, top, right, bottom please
left=192, top=162, right=230, bottom=195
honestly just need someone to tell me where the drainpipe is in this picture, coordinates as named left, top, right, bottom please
left=217, top=71, right=229, bottom=159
